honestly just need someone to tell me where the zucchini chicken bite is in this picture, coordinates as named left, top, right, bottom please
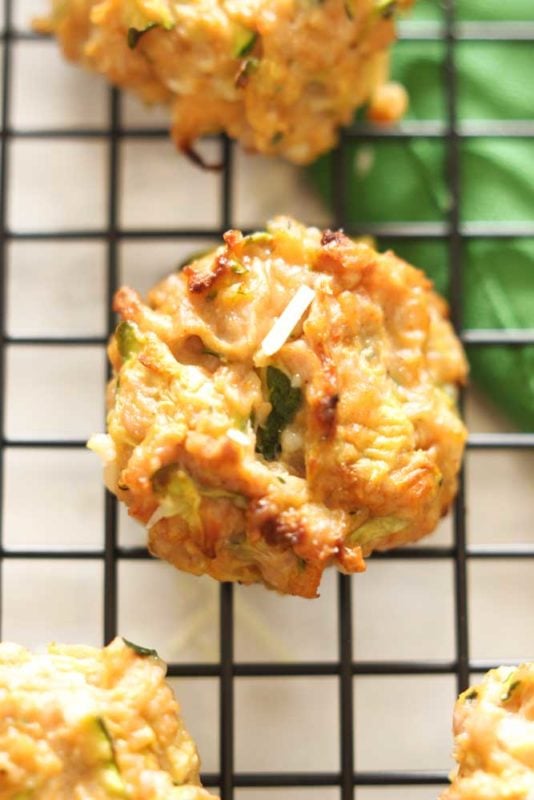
left=0, top=637, right=216, bottom=800
left=442, top=664, right=534, bottom=800
left=37, top=0, right=412, bottom=164
left=90, top=217, right=467, bottom=598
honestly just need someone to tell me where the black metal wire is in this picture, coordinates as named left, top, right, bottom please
left=103, top=87, right=121, bottom=644
left=331, top=133, right=356, bottom=800
left=444, top=0, right=471, bottom=699
left=3, top=541, right=534, bottom=562
left=338, top=575, right=355, bottom=800
left=7, top=120, right=534, bottom=140
left=5, top=221, right=534, bottom=242
left=220, top=583, right=234, bottom=800
left=1, top=1, right=534, bottom=798
left=0, top=0, right=13, bottom=643
left=7, top=21, right=534, bottom=42
left=218, top=135, right=236, bottom=800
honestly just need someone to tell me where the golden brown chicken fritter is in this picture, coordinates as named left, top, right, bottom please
left=89, top=217, right=467, bottom=598
left=37, top=0, right=413, bottom=164
left=442, top=664, right=534, bottom=800
left=0, top=637, right=216, bottom=800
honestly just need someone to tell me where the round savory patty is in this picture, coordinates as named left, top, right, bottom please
left=90, top=217, right=467, bottom=598
left=38, top=0, right=412, bottom=164
left=0, top=637, right=215, bottom=800
left=442, top=664, right=534, bottom=800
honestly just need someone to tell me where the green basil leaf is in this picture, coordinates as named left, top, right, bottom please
left=256, top=367, right=302, bottom=461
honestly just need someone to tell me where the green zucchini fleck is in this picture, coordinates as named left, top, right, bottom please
left=122, top=638, right=159, bottom=658
left=127, top=23, right=157, bottom=49
left=116, top=321, right=143, bottom=360
left=80, top=715, right=127, bottom=794
left=229, top=258, right=247, bottom=275
left=233, top=27, right=258, bottom=58
left=501, top=678, right=521, bottom=703
left=200, top=485, right=248, bottom=509
left=126, top=3, right=175, bottom=50
left=344, top=0, right=356, bottom=19
left=375, top=0, right=397, bottom=17
left=92, top=717, right=114, bottom=761
left=177, top=248, right=212, bottom=271
left=348, top=516, right=405, bottom=547
left=244, top=232, right=272, bottom=245
left=100, top=762, right=127, bottom=797
left=152, top=464, right=247, bottom=513
left=201, top=346, right=222, bottom=359
left=464, top=688, right=478, bottom=702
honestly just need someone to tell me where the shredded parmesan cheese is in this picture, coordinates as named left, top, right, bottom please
left=227, top=428, right=250, bottom=447
left=258, top=284, right=315, bottom=358
left=87, top=433, right=117, bottom=464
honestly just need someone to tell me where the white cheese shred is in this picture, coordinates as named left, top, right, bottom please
left=146, top=505, right=165, bottom=530
left=87, top=433, right=116, bottom=464
left=227, top=428, right=250, bottom=447
left=259, top=284, right=315, bottom=358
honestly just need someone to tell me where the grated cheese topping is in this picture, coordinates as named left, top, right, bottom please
left=227, top=428, right=250, bottom=447
left=258, top=284, right=315, bottom=359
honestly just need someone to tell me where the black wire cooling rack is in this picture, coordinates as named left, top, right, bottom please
left=1, top=1, right=534, bottom=798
